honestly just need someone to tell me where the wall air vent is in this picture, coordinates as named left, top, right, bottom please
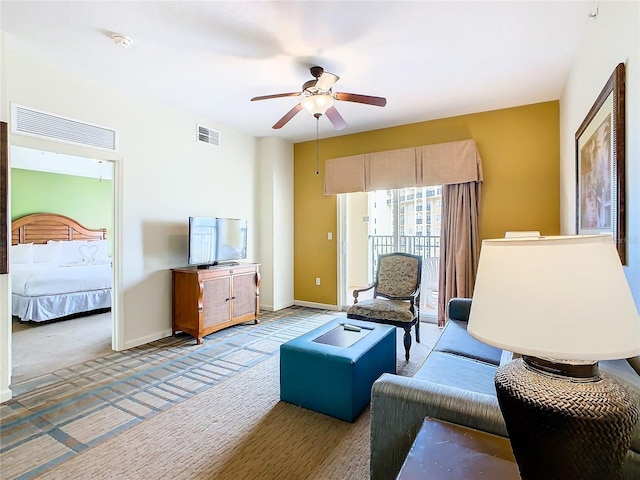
left=11, top=104, right=118, bottom=151
left=197, top=124, right=220, bottom=146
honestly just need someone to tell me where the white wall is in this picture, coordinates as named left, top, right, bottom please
left=0, top=275, right=9, bottom=402
left=0, top=31, right=11, bottom=402
left=257, top=137, right=294, bottom=311
left=1, top=33, right=293, bottom=401
left=559, top=1, right=640, bottom=306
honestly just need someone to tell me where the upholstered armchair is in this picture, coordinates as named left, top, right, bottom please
left=347, top=252, right=422, bottom=361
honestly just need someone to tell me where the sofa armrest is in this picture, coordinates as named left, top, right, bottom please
left=370, top=373, right=507, bottom=480
left=627, top=356, right=640, bottom=376
left=448, top=297, right=472, bottom=323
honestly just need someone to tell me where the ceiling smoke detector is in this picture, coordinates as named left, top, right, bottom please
left=111, top=33, right=133, bottom=48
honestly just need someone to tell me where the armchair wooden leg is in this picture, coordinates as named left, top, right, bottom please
left=415, top=320, right=421, bottom=343
left=403, top=327, right=412, bottom=361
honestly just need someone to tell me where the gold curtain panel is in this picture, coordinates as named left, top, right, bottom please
left=324, top=139, right=483, bottom=195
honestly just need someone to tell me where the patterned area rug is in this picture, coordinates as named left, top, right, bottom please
left=0, top=307, right=441, bottom=480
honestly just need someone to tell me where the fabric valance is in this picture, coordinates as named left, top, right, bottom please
left=324, top=139, right=483, bottom=195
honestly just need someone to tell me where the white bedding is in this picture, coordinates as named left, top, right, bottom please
left=11, top=261, right=112, bottom=322
left=11, top=262, right=112, bottom=296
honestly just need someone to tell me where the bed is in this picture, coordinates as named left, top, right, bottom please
left=10, top=213, right=112, bottom=322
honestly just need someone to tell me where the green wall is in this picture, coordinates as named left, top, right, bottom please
left=11, top=169, right=112, bottom=235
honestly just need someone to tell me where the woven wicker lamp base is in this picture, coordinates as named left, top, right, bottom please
left=495, top=357, right=639, bottom=480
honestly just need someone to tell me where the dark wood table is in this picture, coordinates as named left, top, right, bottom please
left=396, top=417, right=520, bottom=479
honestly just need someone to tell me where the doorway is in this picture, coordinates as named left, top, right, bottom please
left=9, top=146, right=116, bottom=384
left=339, top=186, right=442, bottom=321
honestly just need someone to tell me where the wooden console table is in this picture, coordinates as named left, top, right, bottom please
left=396, top=417, right=520, bottom=479
left=171, top=263, right=260, bottom=344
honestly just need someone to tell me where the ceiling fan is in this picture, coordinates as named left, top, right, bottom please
left=250, top=66, right=387, bottom=131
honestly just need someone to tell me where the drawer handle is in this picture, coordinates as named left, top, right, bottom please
left=225, top=298, right=230, bottom=302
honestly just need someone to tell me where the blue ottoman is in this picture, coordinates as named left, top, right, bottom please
left=280, top=318, right=396, bottom=422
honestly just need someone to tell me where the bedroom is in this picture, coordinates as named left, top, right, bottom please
left=9, top=146, right=115, bottom=383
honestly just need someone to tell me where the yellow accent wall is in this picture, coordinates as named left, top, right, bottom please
left=294, top=101, right=560, bottom=306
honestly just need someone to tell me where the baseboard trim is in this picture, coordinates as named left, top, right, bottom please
left=293, top=300, right=340, bottom=311
left=122, top=329, right=173, bottom=350
left=1, top=387, right=13, bottom=403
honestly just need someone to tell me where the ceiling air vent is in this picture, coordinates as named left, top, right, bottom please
left=197, top=124, right=220, bottom=146
left=11, top=104, right=118, bottom=151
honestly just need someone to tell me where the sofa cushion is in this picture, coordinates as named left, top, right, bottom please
left=347, top=298, right=416, bottom=323
left=448, top=297, right=472, bottom=321
left=434, top=320, right=502, bottom=366
left=413, top=351, right=498, bottom=396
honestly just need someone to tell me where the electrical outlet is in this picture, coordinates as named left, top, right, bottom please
left=315, top=277, right=321, bottom=286
left=327, top=232, right=333, bottom=240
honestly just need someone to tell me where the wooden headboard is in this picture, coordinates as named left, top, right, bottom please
left=11, top=213, right=107, bottom=245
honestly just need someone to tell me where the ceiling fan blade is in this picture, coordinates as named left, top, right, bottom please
left=325, top=106, right=347, bottom=131
left=334, top=92, right=387, bottom=107
left=315, top=72, right=339, bottom=91
left=272, top=104, right=303, bottom=129
left=251, top=92, right=300, bottom=102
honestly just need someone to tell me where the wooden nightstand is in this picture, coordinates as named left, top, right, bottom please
left=396, top=417, right=520, bottom=479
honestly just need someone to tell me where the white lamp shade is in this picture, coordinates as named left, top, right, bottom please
left=467, top=235, right=640, bottom=361
left=301, top=94, right=334, bottom=115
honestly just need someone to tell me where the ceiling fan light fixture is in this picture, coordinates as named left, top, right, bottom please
left=252, top=65, right=386, bottom=130
left=301, top=94, right=334, bottom=116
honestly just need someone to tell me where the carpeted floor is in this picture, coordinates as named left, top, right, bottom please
left=11, top=311, right=113, bottom=385
left=1, top=307, right=442, bottom=480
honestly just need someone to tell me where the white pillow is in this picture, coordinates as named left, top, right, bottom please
left=33, top=243, right=62, bottom=263
left=10, top=243, right=34, bottom=264
left=49, top=239, right=109, bottom=263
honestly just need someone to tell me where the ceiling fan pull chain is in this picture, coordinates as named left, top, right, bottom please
left=315, top=116, right=320, bottom=175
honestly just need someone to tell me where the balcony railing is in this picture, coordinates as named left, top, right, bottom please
left=368, top=234, right=440, bottom=277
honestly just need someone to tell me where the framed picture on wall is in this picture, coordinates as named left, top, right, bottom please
left=575, top=62, right=626, bottom=265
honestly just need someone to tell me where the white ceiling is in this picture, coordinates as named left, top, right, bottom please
left=1, top=1, right=594, bottom=144
left=10, top=146, right=114, bottom=180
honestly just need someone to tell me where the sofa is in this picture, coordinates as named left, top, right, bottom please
left=370, top=297, right=640, bottom=480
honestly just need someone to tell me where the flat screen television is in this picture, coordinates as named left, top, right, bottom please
left=188, top=217, right=247, bottom=268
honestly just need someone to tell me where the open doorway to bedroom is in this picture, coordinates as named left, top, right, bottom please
left=9, top=146, right=115, bottom=385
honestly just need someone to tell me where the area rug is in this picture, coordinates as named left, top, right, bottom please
left=1, top=307, right=441, bottom=479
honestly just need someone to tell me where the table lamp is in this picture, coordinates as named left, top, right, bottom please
left=467, top=234, right=640, bottom=479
